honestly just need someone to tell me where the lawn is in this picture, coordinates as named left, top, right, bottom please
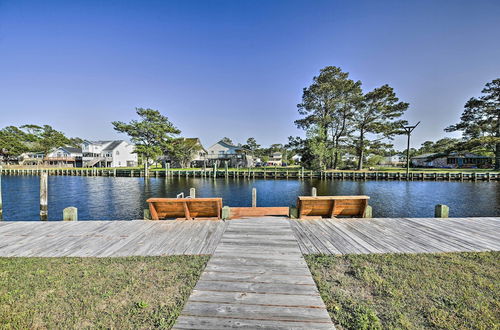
left=305, top=252, right=500, bottom=330
left=0, top=256, right=209, bottom=329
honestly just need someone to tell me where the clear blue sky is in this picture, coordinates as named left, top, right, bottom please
left=1, top=0, right=499, bottom=150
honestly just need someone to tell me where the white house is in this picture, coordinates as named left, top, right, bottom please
left=206, top=140, right=254, bottom=167
left=81, top=140, right=137, bottom=167
left=267, top=152, right=283, bottom=166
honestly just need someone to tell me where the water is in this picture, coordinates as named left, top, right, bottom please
left=1, top=175, right=499, bottom=220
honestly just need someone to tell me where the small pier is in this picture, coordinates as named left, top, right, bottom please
left=1, top=167, right=499, bottom=181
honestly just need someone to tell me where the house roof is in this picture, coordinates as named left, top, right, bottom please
left=103, top=140, right=124, bottom=151
left=62, top=147, right=82, bottom=154
left=176, top=138, right=207, bottom=152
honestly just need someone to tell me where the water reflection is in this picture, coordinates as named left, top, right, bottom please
left=1, top=176, right=499, bottom=220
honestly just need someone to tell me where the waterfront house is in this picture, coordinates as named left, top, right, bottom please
left=411, top=152, right=492, bottom=169
left=206, top=140, right=255, bottom=167
left=267, top=152, right=283, bottom=166
left=163, top=138, right=208, bottom=168
left=380, top=155, right=405, bottom=166
left=81, top=140, right=137, bottom=167
left=20, top=147, right=83, bottom=167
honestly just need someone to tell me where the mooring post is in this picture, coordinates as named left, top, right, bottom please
left=311, top=187, right=317, bottom=197
left=225, top=161, right=228, bottom=177
left=63, top=207, right=78, bottom=221
left=190, top=187, right=196, bottom=198
left=213, top=162, right=217, bottom=178
left=435, top=204, right=449, bottom=218
left=363, top=205, right=373, bottom=218
left=222, top=206, right=230, bottom=220
left=40, top=171, right=48, bottom=220
left=143, top=208, right=151, bottom=220
left=252, top=187, right=257, bottom=207
left=0, top=166, right=3, bottom=220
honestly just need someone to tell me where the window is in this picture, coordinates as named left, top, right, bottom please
left=116, top=150, right=120, bottom=155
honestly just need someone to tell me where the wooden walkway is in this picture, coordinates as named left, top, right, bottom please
left=173, top=218, right=335, bottom=329
left=0, top=220, right=228, bottom=257
left=290, top=217, right=500, bottom=255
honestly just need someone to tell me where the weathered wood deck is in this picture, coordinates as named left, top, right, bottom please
left=0, top=220, right=228, bottom=257
left=0, top=217, right=498, bottom=257
left=290, top=217, right=500, bottom=255
left=173, top=218, right=335, bottom=329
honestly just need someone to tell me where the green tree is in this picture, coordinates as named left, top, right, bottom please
left=220, top=137, right=234, bottom=145
left=295, top=66, right=362, bottom=169
left=417, top=138, right=461, bottom=155
left=20, top=124, right=72, bottom=158
left=352, top=85, right=409, bottom=170
left=168, top=139, right=203, bottom=168
left=445, top=78, right=500, bottom=169
left=242, top=138, right=260, bottom=153
left=0, top=126, right=30, bottom=161
left=112, top=108, right=181, bottom=172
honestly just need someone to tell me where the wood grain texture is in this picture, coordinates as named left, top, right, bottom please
left=173, top=218, right=335, bottom=329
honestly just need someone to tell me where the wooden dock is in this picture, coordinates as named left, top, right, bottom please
left=0, top=220, right=228, bottom=257
left=0, top=217, right=499, bottom=257
left=173, top=218, right=335, bottom=329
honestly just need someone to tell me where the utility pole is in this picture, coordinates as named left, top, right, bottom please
left=401, top=122, right=420, bottom=177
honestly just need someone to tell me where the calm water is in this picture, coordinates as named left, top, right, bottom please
left=1, top=175, right=499, bottom=220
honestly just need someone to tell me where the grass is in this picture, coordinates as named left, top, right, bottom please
left=305, top=252, right=500, bottom=330
left=0, top=255, right=209, bottom=329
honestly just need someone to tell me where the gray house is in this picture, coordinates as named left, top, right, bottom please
left=411, top=152, right=492, bottom=169
left=206, top=140, right=254, bottom=167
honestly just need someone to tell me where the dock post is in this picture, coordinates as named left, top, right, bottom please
left=213, top=163, right=217, bottom=178
left=435, top=204, right=449, bottom=218
left=363, top=205, right=373, bottom=218
left=225, top=161, right=228, bottom=177
left=40, top=171, right=48, bottom=220
left=190, top=188, right=196, bottom=198
left=0, top=166, right=3, bottom=220
left=252, top=188, right=257, bottom=207
left=311, top=187, right=317, bottom=197
left=63, top=207, right=78, bottom=221
left=222, top=206, right=230, bottom=220
left=143, top=209, right=151, bottom=220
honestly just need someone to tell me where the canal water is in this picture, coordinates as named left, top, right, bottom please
left=1, top=175, right=499, bottom=220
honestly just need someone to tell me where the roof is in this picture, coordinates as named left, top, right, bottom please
left=176, top=138, right=207, bottom=152
left=62, top=147, right=82, bottom=154
left=103, top=140, right=124, bottom=151
left=412, top=152, right=492, bottom=160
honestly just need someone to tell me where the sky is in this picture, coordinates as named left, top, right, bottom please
left=0, top=0, right=499, bottom=150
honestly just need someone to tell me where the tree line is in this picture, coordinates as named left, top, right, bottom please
left=290, top=66, right=499, bottom=170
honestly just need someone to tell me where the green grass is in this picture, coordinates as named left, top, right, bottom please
left=305, top=252, right=500, bottom=330
left=0, top=256, right=209, bottom=329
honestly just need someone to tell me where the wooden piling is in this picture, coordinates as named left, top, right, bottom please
left=222, top=206, right=230, bottom=220
left=40, top=171, right=48, bottom=220
left=252, top=188, right=257, bottom=207
left=190, top=188, right=196, bottom=198
left=143, top=209, right=151, bottom=220
left=435, top=204, right=449, bottom=218
left=63, top=207, right=78, bottom=221
left=363, top=205, right=373, bottom=218
left=311, top=187, right=317, bottom=197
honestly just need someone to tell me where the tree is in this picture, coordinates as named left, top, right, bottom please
left=20, top=124, right=72, bottom=159
left=168, top=139, right=203, bottom=168
left=352, top=85, right=409, bottom=170
left=417, top=138, right=461, bottom=155
left=0, top=126, right=30, bottom=161
left=295, top=66, right=362, bottom=169
left=112, top=108, right=181, bottom=172
left=445, top=78, right=500, bottom=169
left=242, top=138, right=260, bottom=153
left=221, top=137, right=234, bottom=145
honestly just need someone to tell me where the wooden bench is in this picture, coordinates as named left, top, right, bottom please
left=146, top=198, right=223, bottom=220
left=296, top=196, right=370, bottom=219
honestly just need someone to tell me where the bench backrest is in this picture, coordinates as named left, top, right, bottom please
left=297, top=196, right=369, bottom=219
left=146, top=198, right=223, bottom=220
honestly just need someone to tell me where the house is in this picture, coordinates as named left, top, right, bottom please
left=267, top=152, right=283, bottom=166
left=163, top=138, right=207, bottom=168
left=341, top=153, right=357, bottom=162
left=206, top=140, right=254, bottom=167
left=20, top=147, right=83, bottom=167
left=411, top=152, right=492, bottom=169
left=379, top=155, right=405, bottom=166
left=81, top=140, right=137, bottom=167
left=291, top=154, right=302, bottom=163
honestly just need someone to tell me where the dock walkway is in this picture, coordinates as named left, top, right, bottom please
left=173, top=218, right=335, bottom=329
